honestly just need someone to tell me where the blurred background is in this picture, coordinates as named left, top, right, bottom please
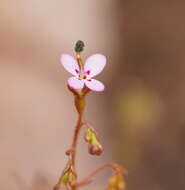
left=0, top=0, right=185, bottom=189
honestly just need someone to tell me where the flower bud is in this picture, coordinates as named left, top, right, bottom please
left=59, top=165, right=77, bottom=188
left=84, top=127, right=103, bottom=156
left=108, top=174, right=126, bottom=190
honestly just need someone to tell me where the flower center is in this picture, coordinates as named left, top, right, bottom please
left=79, top=74, right=87, bottom=80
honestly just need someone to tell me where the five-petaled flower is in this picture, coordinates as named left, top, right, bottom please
left=61, top=54, right=106, bottom=92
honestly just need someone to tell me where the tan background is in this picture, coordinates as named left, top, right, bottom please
left=0, top=1, right=185, bottom=190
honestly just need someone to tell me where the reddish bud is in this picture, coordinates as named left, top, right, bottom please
left=88, top=144, right=103, bottom=156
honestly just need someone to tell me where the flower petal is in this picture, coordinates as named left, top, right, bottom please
left=68, top=77, right=84, bottom=90
left=84, top=54, right=106, bottom=78
left=61, top=54, right=80, bottom=76
left=85, top=79, right=105, bottom=92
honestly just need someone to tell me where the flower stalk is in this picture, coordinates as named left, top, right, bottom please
left=54, top=41, right=128, bottom=190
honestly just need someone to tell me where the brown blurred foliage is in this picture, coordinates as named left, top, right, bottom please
left=107, top=1, right=185, bottom=190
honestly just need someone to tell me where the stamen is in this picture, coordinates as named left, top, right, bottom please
left=86, top=70, right=90, bottom=75
left=75, top=69, right=80, bottom=74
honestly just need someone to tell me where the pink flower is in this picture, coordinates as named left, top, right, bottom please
left=61, top=54, right=106, bottom=92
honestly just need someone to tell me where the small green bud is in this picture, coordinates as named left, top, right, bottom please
left=108, top=174, right=126, bottom=190
left=84, top=127, right=103, bottom=156
left=75, top=40, right=85, bottom=52
left=59, top=165, right=77, bottom=187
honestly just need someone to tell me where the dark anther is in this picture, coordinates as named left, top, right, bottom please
left=75, top=40, right=85, bottom=52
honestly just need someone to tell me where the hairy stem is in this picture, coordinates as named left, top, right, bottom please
left=71, top=111, right=83, bottom=169
left=69, top=95, right=85, bottom=190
